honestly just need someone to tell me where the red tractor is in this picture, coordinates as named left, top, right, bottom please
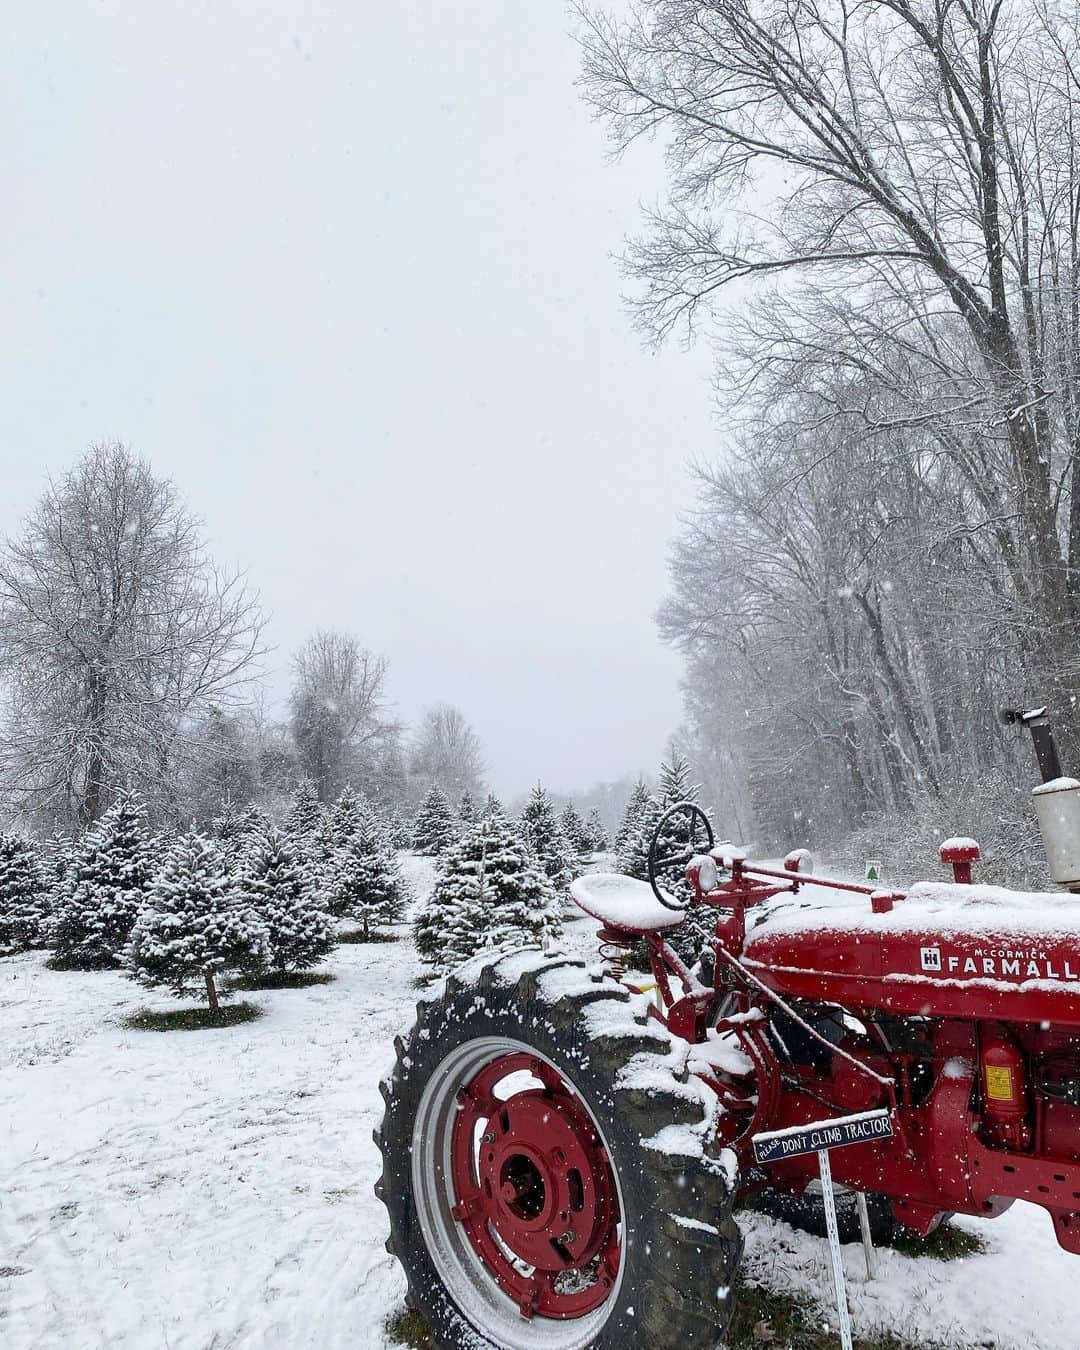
left=376, top=717, right=1080, bottom=1348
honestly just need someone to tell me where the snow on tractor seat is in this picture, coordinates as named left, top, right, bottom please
left=569, top=872, right=685, bottom=932
left=757, top=879, right=1080, bottom=942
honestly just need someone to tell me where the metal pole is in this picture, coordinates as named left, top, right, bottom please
left=855, top=1191, right=878, bottom=1281
left=818, top=1150, right=854, bottom=1350
left=1028, top=717, right=1064, bottom=784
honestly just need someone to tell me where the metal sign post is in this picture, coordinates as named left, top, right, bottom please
left=752, top=1109, right=894, bottom=1349
left=817, top=1147, right=854, bottom=1350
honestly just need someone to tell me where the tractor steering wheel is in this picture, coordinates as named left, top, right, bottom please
left=647, top=801, right=715, bottom=911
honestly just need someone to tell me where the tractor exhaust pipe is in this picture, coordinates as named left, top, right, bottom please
left=1003, top=706, right=1080, bottom=889
left=1001, top=706, right=1063, bottom=784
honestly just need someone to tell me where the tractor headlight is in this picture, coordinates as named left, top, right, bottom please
left=691, top=854, right=719, bottom=893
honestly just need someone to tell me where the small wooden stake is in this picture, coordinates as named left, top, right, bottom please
left=855, top=1191, right=878, bottom=1281
left=205, top=970, right=220, bottom=1014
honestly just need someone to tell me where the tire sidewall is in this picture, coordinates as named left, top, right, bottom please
left=382, top=977, right=676, bottom=1349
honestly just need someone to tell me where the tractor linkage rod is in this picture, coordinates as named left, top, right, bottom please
left=735, top=860, right=908, bottom=903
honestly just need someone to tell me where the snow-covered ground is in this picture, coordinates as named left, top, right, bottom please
left=2, top=856, right=1079, bottom=1349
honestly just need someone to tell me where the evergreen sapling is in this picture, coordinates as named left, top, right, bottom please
left=240, top=831, right=335, bottom=975
left=412, top=783, right=458, bottom=856
left=0, top=834, right=47, bottom=955
left=558, top=802, right=591, bottom=863
left=650, top=751, right=714, bottom=966
left=585, top=807, right=610, bottom=853
left=211, top=800, right=271, bottom=862
left=614, top=779, right=653, bottom=864
left=414, top=813, right=562, bottom=970
left=328, top=801, right=406, bottom=939
left=50, top=795, right=157, bottom=969
left=519, top=784, right=574, bottom=892
left=125, top=833, right=270, bottom=1012
left=283, top=778, right=326, bottom=864
left=386, top=808, right=412, bottom=850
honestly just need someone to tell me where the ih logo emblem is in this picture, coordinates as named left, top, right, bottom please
left=921, top=947, right=942, bottom=972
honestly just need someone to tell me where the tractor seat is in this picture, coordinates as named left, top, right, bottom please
left=569, top=872, right=685, bottom=933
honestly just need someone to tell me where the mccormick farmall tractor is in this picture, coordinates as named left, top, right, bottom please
left=376, top=711, right=1080, bottom=1348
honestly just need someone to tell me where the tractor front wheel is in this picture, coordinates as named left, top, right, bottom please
left=376, top=949, right=742, bottom=1349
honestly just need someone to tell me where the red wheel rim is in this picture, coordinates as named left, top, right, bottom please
left=448, top=1051, right=622, bottom=1321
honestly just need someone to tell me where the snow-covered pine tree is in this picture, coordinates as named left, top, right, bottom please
left=327, top=803, right=407, bottom=939
left=282, top=776, right=330, bottom=896
left=42, top=831, right=75, bottom=915
left=618, top=756, right=705, bottom=885
left=457, top=790, right=479, bottom=826
left=615, top=777, right=650, bottom=858
left=239, top=831, right=335, bottom=975
left=125, top=833, right=270, bottom=1011
left=211, top=798, right=246, bottom=847
left=413, top=814, right=562, bottom=970
left=0, top=835, right=47, bottom=955
left=648, top=751, right=714, bottom=965
left=50, top=795, right=157, bottom=969
left=558, top=802, right=591, bottom=861
left=585, top=807, right=610, bottom=853
left=519, top=784, right=573, bottom=892
left=412, top=783, right=457, bottom=855
left=482, top=792, right=505, bottom=819
left=310, top=783, right=361, bottom=874
left=331, top=784, right=364, bottom=839
left=617, top=797, right=660, bottom=882
left=385, top=807, right=412, bottom=850
left=211, top=800, right=270, bottom=865
left=284, top=778, right=325, bottom=842
left=657, top=750, right=698, bottom=809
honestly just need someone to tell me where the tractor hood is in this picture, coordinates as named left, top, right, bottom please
left=742, top=881, right=1080, bottom=1025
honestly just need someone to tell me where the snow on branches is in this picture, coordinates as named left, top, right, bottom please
left=49, top=795, right=157, bottom=969
left=412, top=783, right=457, bottom=856
left=325, top=792, right=406, bottom=940
left=0, top=834, right=47, bottom=955
left=238, top=831, right=335, bottom=975
left=125, top=833, right=269, bottom=1011
left=413, top=811, right=562, bottom=971
left=518, top=784, right=574, bottom=892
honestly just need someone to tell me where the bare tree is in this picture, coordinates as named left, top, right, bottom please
left=579, top=0, right=1080, bottom=735
left=409, top=703, right=485, bottom=803
left=288, top=630, right=395, bottom=802
left=0, top=443, right=265, bottom=831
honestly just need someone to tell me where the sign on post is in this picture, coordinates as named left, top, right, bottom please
left=752, top=1110, right=894, bottom=1350
left=752, top=1108, right=894, bottom=1165
left=865, top=858, right=883, bottom=883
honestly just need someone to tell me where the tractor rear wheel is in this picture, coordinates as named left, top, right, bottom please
left=375, top=948, right=743, bottom=1349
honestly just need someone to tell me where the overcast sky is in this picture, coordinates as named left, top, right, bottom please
left=0, top=2, right=718, bottom=800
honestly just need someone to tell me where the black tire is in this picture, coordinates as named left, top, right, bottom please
left=745, top=1184, right=896, bottom=1245
left=375, top=948, right=743, bottom=1349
